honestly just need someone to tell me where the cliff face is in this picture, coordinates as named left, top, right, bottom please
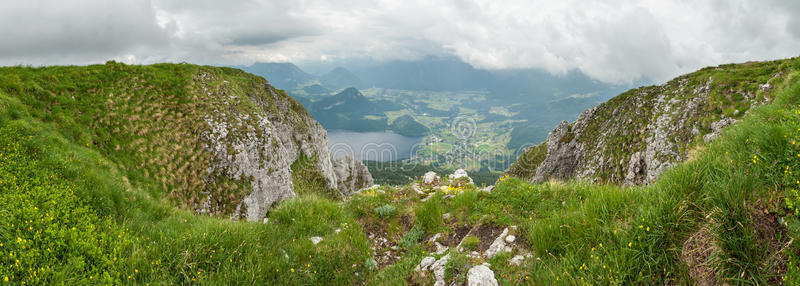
left=0, top=62, right=372, bottom=221
left=507, top=59, right=795, bottom=185
left=197, top=70, right=373, bottom=220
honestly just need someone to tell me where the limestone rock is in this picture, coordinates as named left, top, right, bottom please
left=415, top=254, right=450, bottom=286
left=484, top=228, right=511, bottom=258
left=332, top=155, right=374, bottom=197
left=422, top=171, right=440, bottom=185
left=431, top=255, right=449, bottom=286
left=467, top=265, right=499, bottom=286
left=703, top=117, right=737, bottom=143
left=196, top=71, right=374, bottom=221
left=449, top=169, right=474, bottom=184
left=415, top=256, right=436, bottom=271
left=509, top=255, right=525, bottom=266
left=434, top=242, right=448, bottom=255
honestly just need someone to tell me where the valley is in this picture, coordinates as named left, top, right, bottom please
left=1, top=58, right=798, bottom=284
left=242, top=57, right=628, bottom=184
left=4, top=2, right=800, bottom=285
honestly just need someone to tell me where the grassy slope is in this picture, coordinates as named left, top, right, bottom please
left=0, top=60, right=799, bottom=284
left=508, top=58, right=796, bottom=183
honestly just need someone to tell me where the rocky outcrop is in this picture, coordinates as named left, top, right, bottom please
left=195, top=68, right=372, bottom=220
left=3, top=63, right=373, bottom=222
left=507, top=60, right=790, bottom=185
left=332, top=156, right=374, bottom=197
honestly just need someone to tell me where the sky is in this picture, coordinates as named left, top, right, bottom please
left=0, top=0, right=798, bottom=84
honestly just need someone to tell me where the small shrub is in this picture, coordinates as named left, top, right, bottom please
left=461, top=235, right=480, bottom=251
left=399, top=226, right=424, bottom=250
left=373, top=204, right=397, bottom=218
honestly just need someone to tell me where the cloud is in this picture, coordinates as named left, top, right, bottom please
left=0, top=0, right=170, bottom=65
left=0, top=0, right=798, bottom=83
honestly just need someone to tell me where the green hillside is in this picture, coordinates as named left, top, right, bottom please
left=1, top=59, right=799, bottom=284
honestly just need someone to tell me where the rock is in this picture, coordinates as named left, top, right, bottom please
left=480, top=185, right=494, bottom=193
left=505, top=235, right=515, bottom=243
left=442, top=213, right=451, bottom=220
left=429, top=233, right=442, bottom=243
left=505, top=70, right=763, bottom=186
left=412, top=183, right=425, bottom=195
left=332, top=156, right=374, bottom=197
left=703, top=117, right=737, bottom=143
left=196, top=71, right=374, bottom=221
left=310, top=237, right=323, bottom=245
left=415, top=254, right=450, bottom=286
left=263, top=218, right=269, bottom=224
left=415, top=256, right=436, bottom=271
left=759, top=82, right=771, bottom=91
left=430, top=254, right=449, bottom=286
left=449, top=169, right=474, bottom=184
left=509, top=255, right=525, bottom=266
left=623, top=151, right=647, bottom=185
left=434, top=242, right=448, bottom=255
left=422, top=171, right=439, bottom=185
left=467, top=265, right=499, bottom=286
left=484, top=228, right=511, bottom=258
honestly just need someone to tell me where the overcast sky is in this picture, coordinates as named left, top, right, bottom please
left=1, top=0, right=798, bottom=83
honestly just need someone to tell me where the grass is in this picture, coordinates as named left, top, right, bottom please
left=512, top=57, right=799, bottom=184
left=0, top=59, right=799, bottom=284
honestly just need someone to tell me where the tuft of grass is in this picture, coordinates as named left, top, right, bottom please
left=373, top=204, right=397, bottom=218
left=415, top=194, right=444, bottom=233
left=398, top=226, right=424, bottom=250
left=461, top=235, right=480, bottom=251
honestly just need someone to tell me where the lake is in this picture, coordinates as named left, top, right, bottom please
left=327, top=130, right=424, bottom=161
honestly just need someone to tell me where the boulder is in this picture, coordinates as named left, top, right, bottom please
left=467, top=265, right=499, bottom=286
left=422, top=171, right=440, bottom=185
left=449, top=169, right=474, bottom=184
